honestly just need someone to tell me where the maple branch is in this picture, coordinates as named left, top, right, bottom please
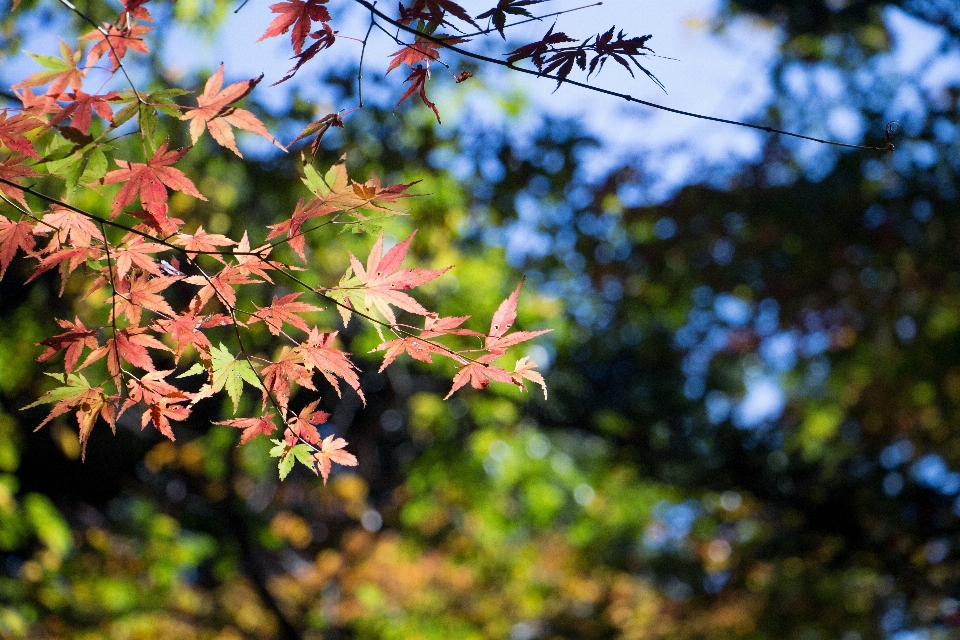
left=56, top=0, right=147, bottom=106
left=97, top=218, right=126, bottom=394
left=351, top=0, right=890, bottom=152
left=461, top=1, right=602, bottom=38
left=268, top=261, right=495, bottom=371
left=358, top=2, right=378, bottom=108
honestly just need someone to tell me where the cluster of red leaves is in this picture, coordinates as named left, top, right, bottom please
left=0, top=0, right=553, bottom=480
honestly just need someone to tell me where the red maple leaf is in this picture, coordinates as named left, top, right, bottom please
left=150, top=309, right=228, bottom=362
left=180, top=64, right=283, bottom=157
left=313, top=433, right=357, bottom=484
left=399, top=0, right=478, bottom=30
left=173, top=225, right=236, bottom=263
left=294, top=328, right=363, bottom=402
left=445, top=353, right=512, bottom=398
left=260, top=348, right=316, bottom=412
left=110, top=235, right=166, bottom=279
left=248, top=292, right=322, bottom=336
left=82, top=326, right=170, bottom=381
left=395, top=65, right=441, bottom=123
left=0, top=216, right=36, bottom=281
left=386, top=36, right=463, bottom=73
left=0, top=156, right=41, bottom=209
left=216, top=413, right=278, bottom=445
left=112, top=273, right=177, bottom=325
left=373, top=335, right=449, bottom=371
left=26, top=376, right=117, bottom=462
left=123, top=370, right=194, bottom=440
left=273, top=24, right=338, bottom=85
left=484, top=279, right=550, bottom=354
left=81, top=22, right=152, bottom=70
left=101, top=140, right=206, bottom=219
left=35, top=205, right=105, bottom=252
left=49, top=91, right=119, bottom=134
left=265, top=196, right=337, bottom=262
left=0, top=111, right=42, bottom=159
left=35, top=317, right=99, bottom=373
left=184, top=262, right=257, bottom=312
left=256, top=0, right=331, bottom=55
left=285, top=399, right=329, bottom=445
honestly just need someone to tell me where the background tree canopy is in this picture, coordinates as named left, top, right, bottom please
left=1, top=0, right=959, bottom=639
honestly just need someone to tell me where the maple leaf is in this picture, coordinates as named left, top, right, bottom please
left=265, top=196, right=336, bottom=262
left=257, top=0, right=331, bottom=55
left=334, top=231, right=450, bottom=327
left=0, top=111, right=42, bottom=159
left=420, top=313, right=482, bottom=339
left=173, top=225, right=236, bottom=263
left=395, top=65, right=441, bottom=123
left=116, top=0, right=154, bottom=25
left=110, top=235, right=166, bottom=279
left=587, top=28, right=663, bottom=91
left=248, top=292, right=322, bottom=336
left=273, top=24, right=338, bottom=85
left=260, top=348, right=316, bottom=412
left=184, top=262, right=257, bottom=312
left=314, top=433, right=358, bottom=484
left=476, top=0, right=546, bottom=39
left=36, top=317, right=100, bottom=373
left=216, top=413, right=278, bottom=445
left=0, top=216, right=37, bottom=281
left=373, top=335, right=447, bottom=371
left=286, top=398, right=329, bottom=445
left=180, top=64, right=284, bottom=157
left=112, top=273, right=177, bottom=325
left=81, top=22, right=152, bottom=70
left=506, top=24, right=576, bottom=66
left=288, top=112, right=343, bottom=160
left=0, top=156, right=41, bottom=209
left=399, top=0, right=479, bottom=31
left=299, top=158, right=417, bottom=222
left=35, top=205, right=105, bottom=252
left=386, top=36, right=464, bottom=74
left=483, top=279, right=550, bottom=354
left=512, top=356, right=547, bottom=398
left=49, top=91, right=119, bottom=134
left=12, top=39, right=86, bottom=96
left=25, top=244, right=102, bottom=295
left=124, top=370, right=194, bottom=440
left=82, top=326, right=170, bottom=382
left=101, top=140, right=206, bottom=219
left=233, top=232, right=277, bottom=283
left=445, top=353, right=513, bottom=399
left=294, top=328, right=364, bottom=402
left=150, top=309, right=227, bottom=362
left=142, top=400, right=190, bottom=440
left=184, top=343, right=263, bottom=413
left=23, top=372, right=117, bottom=461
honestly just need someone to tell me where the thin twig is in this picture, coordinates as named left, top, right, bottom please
left=460, top=2, right=602, bottom=38
left=56, top=0, right=146, bottom=105
left=358, top=2, right=377, bottom=108
left=351, top=0, right=889, bottom=152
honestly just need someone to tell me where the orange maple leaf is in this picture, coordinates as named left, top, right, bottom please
left=180, top=64, right=285, bottom=157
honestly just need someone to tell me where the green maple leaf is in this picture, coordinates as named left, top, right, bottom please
left=210, top=343, right=262, bottom=413
left=270, top=439, right=314, bottom=480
